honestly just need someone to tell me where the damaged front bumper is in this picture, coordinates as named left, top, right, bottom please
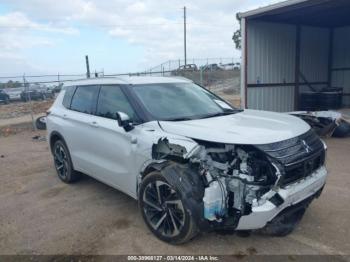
left=236, top=165, right=327, bottom=230
left=149, top=132, right=327, bottom=234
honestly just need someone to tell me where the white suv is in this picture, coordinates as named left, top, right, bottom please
left=47, top=76, right=327, bottom=244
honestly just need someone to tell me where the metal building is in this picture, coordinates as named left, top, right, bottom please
left=238, top=0, right=350, bottom=112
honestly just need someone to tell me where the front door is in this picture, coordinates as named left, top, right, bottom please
left=87, top=85, right=142, bottom=197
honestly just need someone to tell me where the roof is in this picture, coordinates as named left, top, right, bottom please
left=238, top=0, right=308, bottom=18
left=64, top=76, right=192, bottom=87
left=238, top=0, right=350, bottom=27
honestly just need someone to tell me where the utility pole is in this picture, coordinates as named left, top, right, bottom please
left=85, top=55, right=90, bottom=78
left=183, top=6, right=187, bottom=66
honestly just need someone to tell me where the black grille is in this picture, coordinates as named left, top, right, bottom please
left=282, top=151, right=325, bottom=185
left=256, top=129, right=325, bottom=186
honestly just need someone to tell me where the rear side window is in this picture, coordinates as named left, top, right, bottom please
left=62, top=86, right=76, bottom=108
left=96, top=86, right=139, bottom=121
left=70, top=85, right=99, bottom=114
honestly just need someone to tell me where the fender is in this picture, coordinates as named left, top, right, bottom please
left=49, top=131, right=69, bottom=154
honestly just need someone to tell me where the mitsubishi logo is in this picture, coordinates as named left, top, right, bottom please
left=302, top=140, right=312, bottom=153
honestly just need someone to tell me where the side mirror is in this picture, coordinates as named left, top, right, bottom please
left=116, top=112, right=134, bottom=132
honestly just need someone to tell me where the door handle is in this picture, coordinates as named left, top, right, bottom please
left=90, top=121, right=99, bottom=128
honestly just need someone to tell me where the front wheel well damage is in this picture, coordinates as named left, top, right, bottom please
left=140, top=161, right=172, bottom=178
left=141, top=166, right=157, bottom=177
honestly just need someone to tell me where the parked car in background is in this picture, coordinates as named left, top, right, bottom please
left=52, top=84, right=63, bottom=93
left=37, top=87, right=55, bottom=99
left=0, top=89, right=10, bottom=104
left=20, top=89, right=45, bottom=102
left=200, top=63, right=223, bottom=71
left=21, top=87, right=55, bottom=102
left=47, top=76, right=327, bottom=244
left=219, top=63, right=241, bottom=70
left=4, top=87, right=23, bottom=101
left=176, top=64, right=198, bottom=72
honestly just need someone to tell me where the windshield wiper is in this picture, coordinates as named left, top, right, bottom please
left=163, top=109, right=243, bottom=122
left=199, top=109, right=243, bottom=119
left=166, top=117, right=194, bottom=121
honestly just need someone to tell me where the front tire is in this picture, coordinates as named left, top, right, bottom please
left=259, top=208, right=306, bottom=237
left=139, top=171, right=197, bottom=244
left=53, top=140, right=79, bottom=183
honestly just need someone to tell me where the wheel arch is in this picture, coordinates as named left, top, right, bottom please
left=49, top=131, right=68, bottom=154
left=141, top=161, right=169, bottom=177
left=137, top=160, right=171, bottom=199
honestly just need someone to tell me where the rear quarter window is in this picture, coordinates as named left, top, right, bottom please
left=62, top=86, right=76, bottom=108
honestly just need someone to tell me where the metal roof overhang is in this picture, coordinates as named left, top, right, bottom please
left=238, top=0, right=350, bottom=27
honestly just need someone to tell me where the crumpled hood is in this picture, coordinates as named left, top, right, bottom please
left=158, top=109, right=310, bottom=145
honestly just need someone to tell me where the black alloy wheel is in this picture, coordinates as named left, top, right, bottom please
left=143, top=180, right=185, bottom=237
left=139, top=172, right=197, bottom=244
left=53, top=140, right=79, bottom=183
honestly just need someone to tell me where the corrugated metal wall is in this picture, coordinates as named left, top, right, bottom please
left=246, top=22, right=332, bottom=111
left=299, top=26, right=329, bottom=92
left=246, top=21, right=350, bottom=111
left=247, top=21, right=296, bottom=84
left=248, top=86, right=295, bottom=111
left=332, top=26, right=350, bottom=106
left=247, top=21, right=296, bottom=112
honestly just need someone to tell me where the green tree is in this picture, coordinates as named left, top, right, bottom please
left=232, top=28, right=241, bottom=49
left=232, top=15, right=241, bottom=50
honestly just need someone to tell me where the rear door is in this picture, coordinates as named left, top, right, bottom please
left=63, top=85, right=100, bottom=174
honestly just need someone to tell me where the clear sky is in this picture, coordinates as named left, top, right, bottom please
left=0, top=0, right=280, bottom=76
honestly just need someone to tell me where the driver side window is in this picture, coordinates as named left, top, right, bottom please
left=96, top=86, right=139, bottom=122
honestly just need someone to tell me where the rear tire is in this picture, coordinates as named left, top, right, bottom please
left=139, top=171, right=198, bottom=244
left=53, top=140, right=79, bottom=183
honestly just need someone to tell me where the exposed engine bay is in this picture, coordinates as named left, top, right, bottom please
left=148, top=128, right=327, bottom=234
left=151, top=137, right=284, bottom=229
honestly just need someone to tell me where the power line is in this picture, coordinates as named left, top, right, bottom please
left=0, top=22, right=235, bottom=30
left=0, top=73, right=86, bottom=79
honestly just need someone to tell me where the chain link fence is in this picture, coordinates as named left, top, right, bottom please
left=142, top=57, right=241, bottom=107
left=0, top=58, right=241, bottom=135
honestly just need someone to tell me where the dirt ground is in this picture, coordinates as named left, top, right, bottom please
left=0, top=100, right=53, bottom=120
left=0, top=130, right=349, bottom=256
left=0, top=100, right=53, bottom=137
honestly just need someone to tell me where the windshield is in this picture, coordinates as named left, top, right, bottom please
left=131, top=82, right=238, bottom=121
